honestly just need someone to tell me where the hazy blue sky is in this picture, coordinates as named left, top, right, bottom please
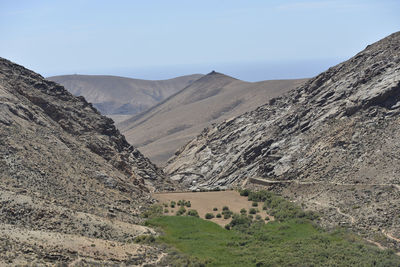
left=1, top=0, right=399, bottom=81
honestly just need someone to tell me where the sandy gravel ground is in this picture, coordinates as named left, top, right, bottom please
left=153, top=190, right=272, bottom=226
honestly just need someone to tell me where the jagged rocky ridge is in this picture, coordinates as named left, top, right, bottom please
left=166, top=32, right=400, bottom=243
left=0, top=57, right=170, bottom=265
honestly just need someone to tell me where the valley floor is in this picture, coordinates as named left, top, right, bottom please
left=147, top=189, right=400, bottom=266
left=153, top=190, right=271, bottom=226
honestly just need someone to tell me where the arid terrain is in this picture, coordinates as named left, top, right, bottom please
left=0, top=57, right=171, bottom=265
left=48, top=74, right=203, bottom=123
left=154, top=190, right=271, bottom=226
left=165, top=32, right=400, bottom=249
left=1, top=24, right=400, bottom=266
left=118, top=72, right=306, bottom=164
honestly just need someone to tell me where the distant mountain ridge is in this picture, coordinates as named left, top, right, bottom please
left=48, top=73, right=203, bottom=122
left=118, top=71, right=306, bottom=164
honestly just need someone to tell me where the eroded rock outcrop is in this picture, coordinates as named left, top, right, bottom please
left=0, top=57, right=170, bottom=265
left=166, top=32, right=400, bottom=244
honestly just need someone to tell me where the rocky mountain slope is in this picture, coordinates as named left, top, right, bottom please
left=118, top=71, right=306, bottom=164
left=0, top=58, right=170, bottom=265
left=48, top=73, right=203, bottom=123
left=165, top=32, right=400, bottom=245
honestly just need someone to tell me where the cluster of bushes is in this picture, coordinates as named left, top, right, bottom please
left=249, top=208, right=258, bottom=214
left=204, top=206, right=234, bottom=220
left=175, top=207, right=200, bottom=218
left=167, top=200, right=192, bottom=209
left=225, top=214, right=251, bottom=230
left=222, top=206, right=233, bottom=219
left=187, top=209, right=199, bottom=217
left=239, top=189, right=319, bottom=222
left=225, top=212, right=266, bottom=232
left=176, top=207, right=186, bottom=216
left=205, top=213, right=214, bottom=219
left=178, top=200, right=191, bottom=207
left=194, top=187, right=226, bottom=192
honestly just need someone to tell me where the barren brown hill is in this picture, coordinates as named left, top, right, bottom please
left=0, top=58, right=170, bottom=265
left=48, top=73, right=203, bottom=123
left=118, top=71, right=306, bottom=164
left=165, top=32, right=400, bottom=248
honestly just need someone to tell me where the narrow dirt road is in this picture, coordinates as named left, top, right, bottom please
left=248, top=177, right=400, bottom=189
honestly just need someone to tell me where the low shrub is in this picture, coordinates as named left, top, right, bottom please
left=247, top=190, right=273, bottom=202
left=240, top=208, right=247, bottom=214
left=249, top=208, right=257, bottom=214
left=228, top=214, right=252, bottom=231
left=187, top=209, right=199, bottom=217
left=213, top=207, right=218, bottom=211
left=216, top=213, right=222, bottom=218
left=164, top=209, right=169, bottom=213
left=252, top=202, right=258, bottom=207
left=222, top=209, right=233, bottom=219
left=222, top=206, right=229, bottom=211
left=176, top=207, right=186, bottom=216
left=170, top=201, right=176, bottom=208
left=205, top=213, right=214, bottom=219
left=263, top=194, right=319, bottom=222
left=239, top=188, right=251, bottom=197
left=223, top=212, right=232, bottom=219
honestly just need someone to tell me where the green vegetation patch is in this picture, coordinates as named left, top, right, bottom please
left=147, top=216, right=242, bottom=266
left=146, top=189, right=400, bottom=266
left=148, top=216, right=400, bottom=266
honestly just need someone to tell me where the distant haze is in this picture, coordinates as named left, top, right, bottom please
left=1, top=1, right=399, bottom=81
left=50, top=59, right=342, bottom=82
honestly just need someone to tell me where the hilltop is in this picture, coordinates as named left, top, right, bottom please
left=48, top=73, right=203, bottom=123
left=118, top=71, right=306, bottom=164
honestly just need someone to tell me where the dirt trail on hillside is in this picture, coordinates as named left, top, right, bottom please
left=382, top=230, right=400, bottom=243
left=312, top=201, right=356, bottom=224
left=248, top=178, right=400, bottom=189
